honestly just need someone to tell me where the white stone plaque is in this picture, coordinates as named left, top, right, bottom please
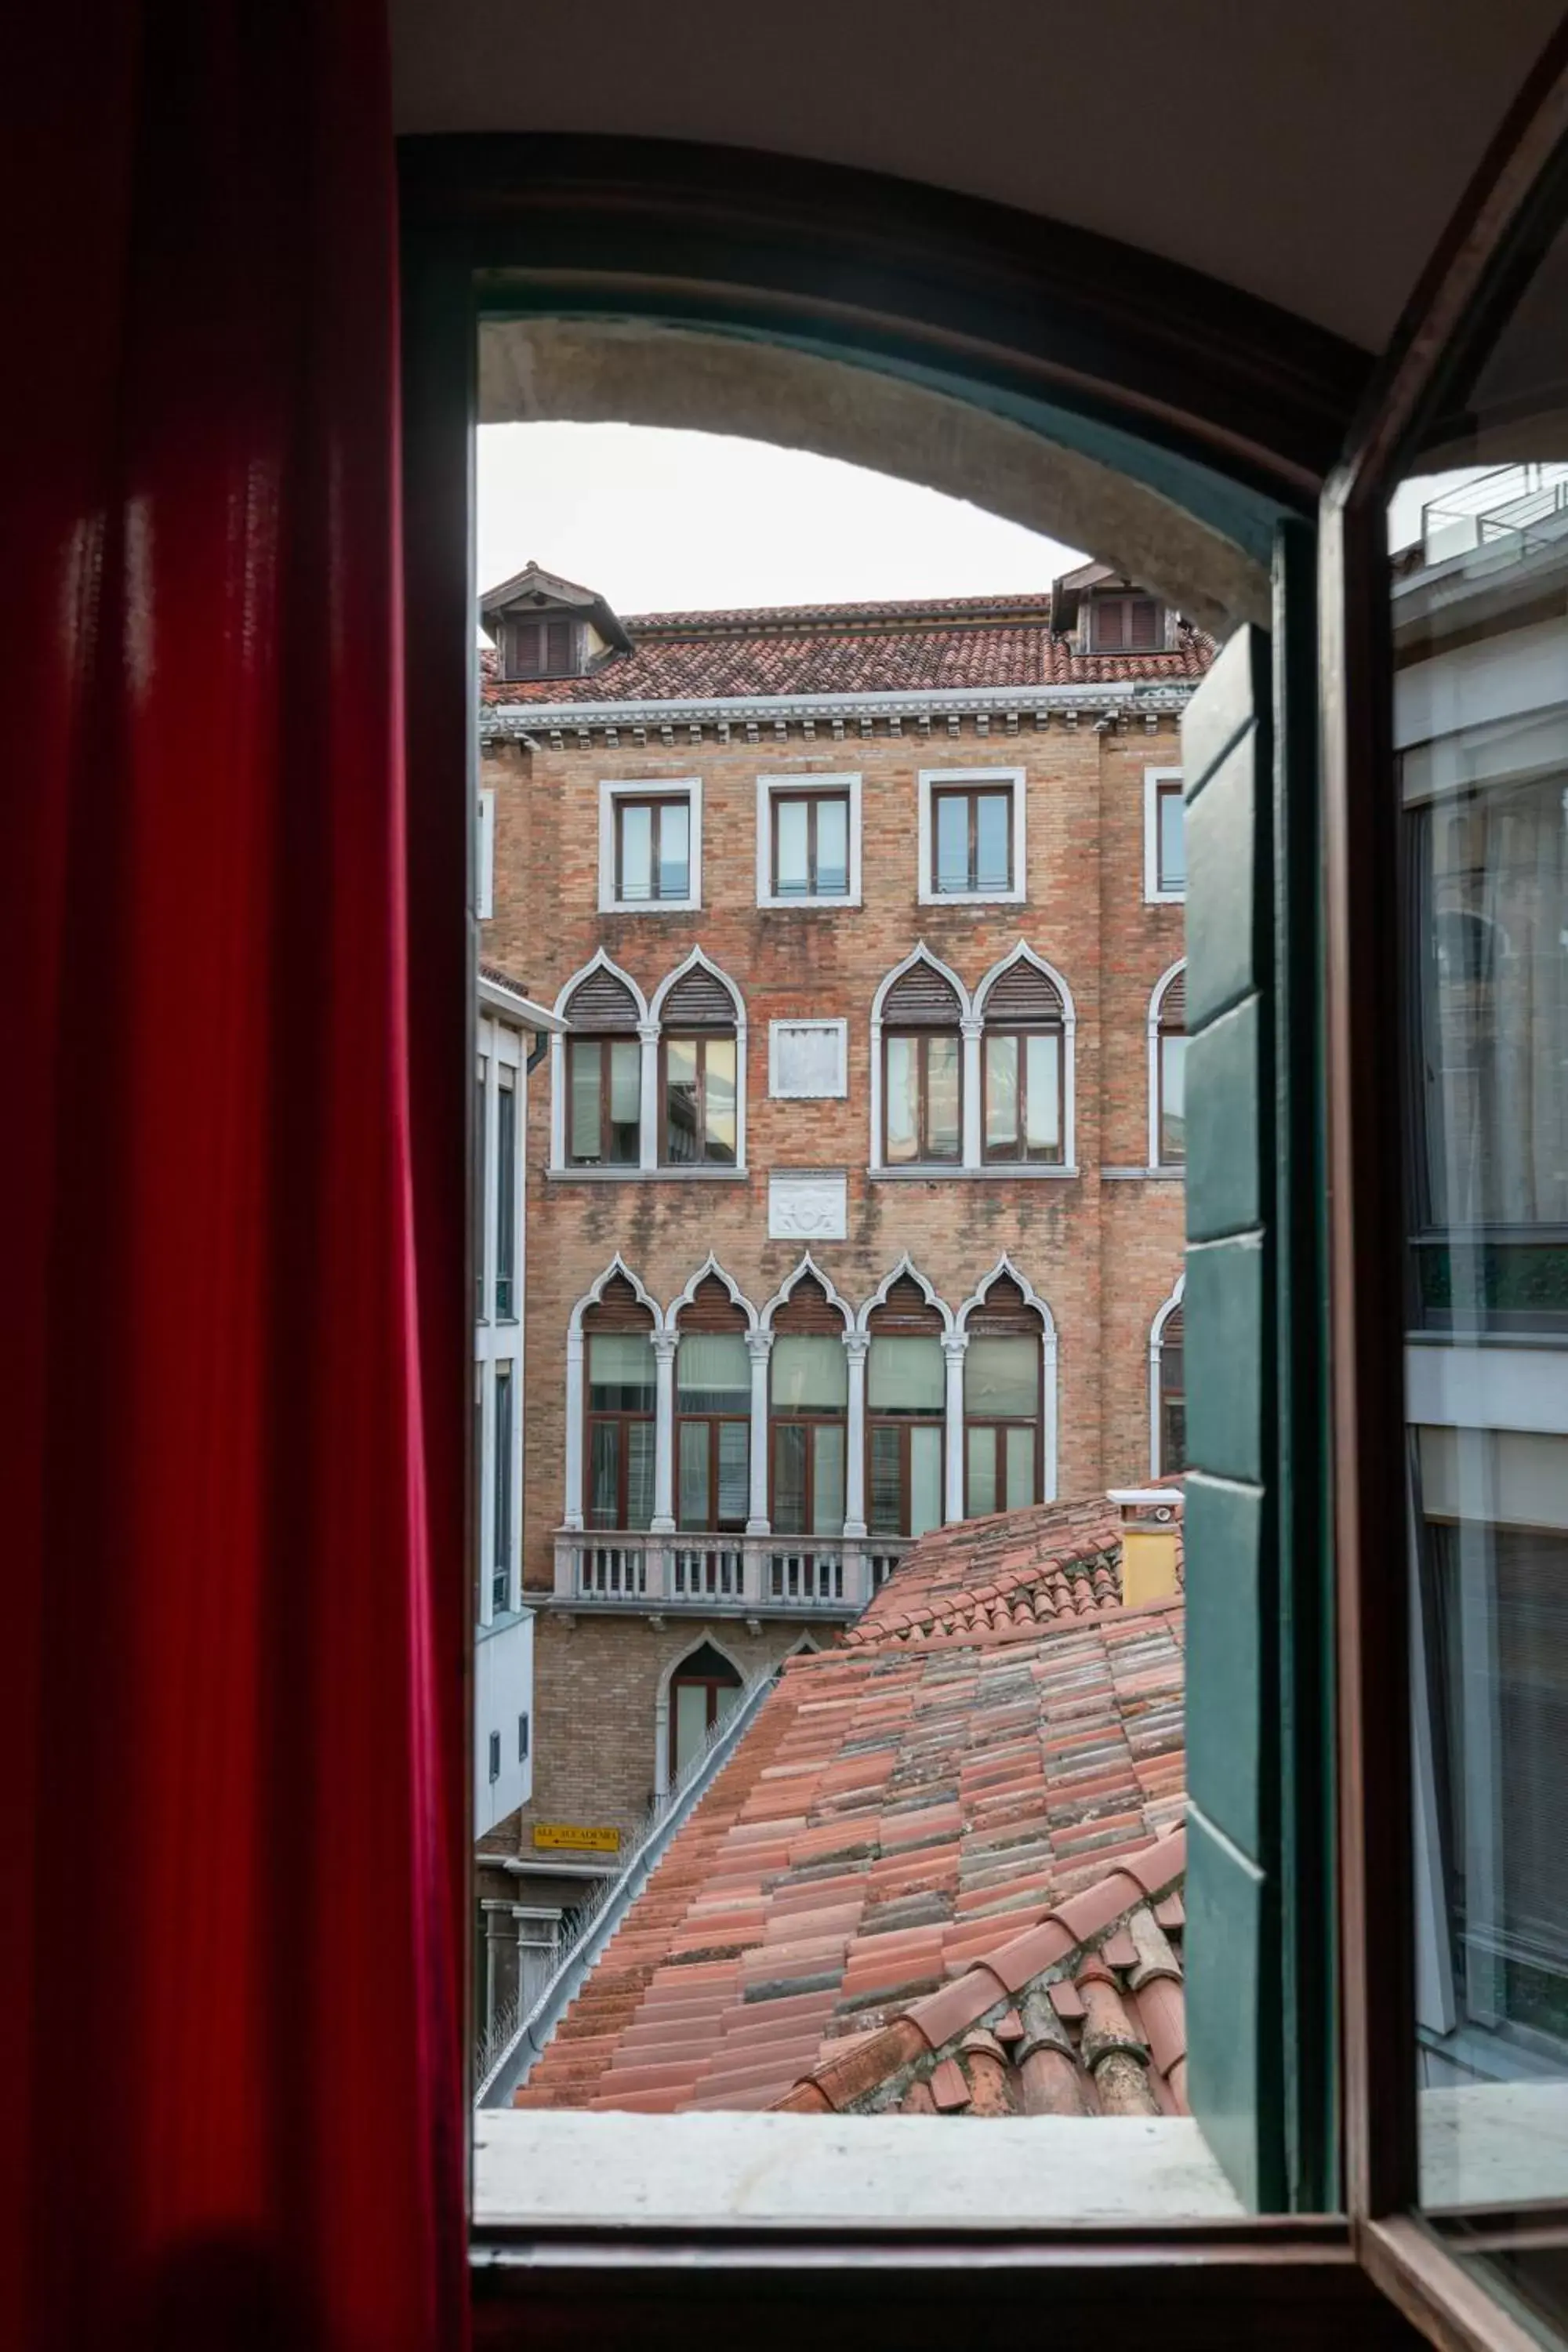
left=768, top=1172, right=848, bottom=1241
left=769, top=1019, right=848, bottom=1099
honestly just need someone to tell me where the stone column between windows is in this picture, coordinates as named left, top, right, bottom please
left=960, top=1014, right=984, bottom=1169
left=942, top=1330, right=970, bottom=1523
left=843, top=1330, right=870, bottom=1540
left=637, top=1020, right=660, bottom=1172
left=745, top=1329, right=773, bottom=1534
left=563, top=1327, right=585, bottom=1531
left=651, top=1330, right=678, bottom=1534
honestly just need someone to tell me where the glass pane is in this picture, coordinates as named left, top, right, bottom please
left=935, top=793, right=969, bottom=891
left=656, top=800, right=689, bottom=898
left=985, top=1033, right=1019, bottom=1151
left=815, top=795, right=849, bottom=893
left=869, top=1425, right=902, bottom=1534
left=1005, top=1424, right=1036, bottom=1510
left=771, top=1335, right=847, bottom=1408
left=716, top=1678, right=742, bottom=1727
left=588, top=1332, right=655, bottom=1407
left=625, top=1421, right=655, bottom=1531
left=927, top=1033, right=960, bottom=1159
left=1392, top=212, right=1568, bottom=2293
left=619, top=802, right=652, bottom=900
left=967, top=1424, right=997, bottom=1517
left=673, top=1681, right=710, bottom=1778
left=1160, top=1034, right=1187, bottom=1163
left=588, top=1420, right=619, bottom=1529
left=717, top=1422, right=750, bottom=1525
left=772, top=1421, right=808, bottom=1534
left=493, top=1368, right=514, bottom=1587
left=495, top=1081, right=517, bottom=1312
left=677, top=1333, right=750, bottom=1405
left=608, top=1038, right=641, bottom=1161
left=703, top=1036, right=737, bottom=1164
left=868, top=1335, right=944, bottom=1410
left=966, top=1336, right=1038, bottom=1417
left=474, top=1069, right=487, bottom=1312
left=1025, top=1032, right=1061, bottom=1155
left=975, top=792, right=1011, bottom=891
left=677, top=1420, right=710, bottom=1530
left=811, top=1423, right=845, bottom=1534
left=665, top=1036, right=699, bottom=1163
left=775, top=798, right=810, bottom=894
left=884, top=1035, right=919, bottom=1163
left=1159, top=786, right=1186, bottom=889
left=570, top=1040, right=603, bottom=1162
left=909, top=1425, right=944, bottom=1537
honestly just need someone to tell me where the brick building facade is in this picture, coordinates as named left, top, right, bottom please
left=472, top=561, right=1200, bottom=2024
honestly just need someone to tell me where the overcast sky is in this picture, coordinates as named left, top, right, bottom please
left=477, top=423, right=1084, bottom=615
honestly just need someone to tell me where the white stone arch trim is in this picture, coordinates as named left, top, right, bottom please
left=1147, top=958, right=1187, bottom=1172
left=854, top=1253, right=955, bottom=1337
left=760, top=1250, right=855, bottom=1332
left=562, top=1254, right=663, bottom=1530
left=649, top=946, right=749, bottom=1173
left=869, top=942, right=973, bottom=1173
left=954, top=1256, right=1060, bottom=1506
left=973, top=942, right=1078, bottom=1176
left=1150, top=1272, right=1186, bottom=1479
left=550, top=949, right=651, bottom=1172
left=653, top=1628, right=750, bottom=1799
left=665, top=1254, right=761, bottom=1335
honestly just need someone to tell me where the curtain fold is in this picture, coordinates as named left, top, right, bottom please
left=0, top=8, right=467, bottom=2347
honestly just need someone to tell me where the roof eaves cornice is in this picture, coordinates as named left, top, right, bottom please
left=479, top=677, right=1196, bottom=742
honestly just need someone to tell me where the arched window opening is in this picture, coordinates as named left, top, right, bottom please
left=660, top=964, right=739, bottom=1166
left=583, top=1275, right=656, bottom=1530
left=1159, top=1306, right=1186, bottom=1475
left=982, top=958, right=1065, bottom=1165
left=882, top=960, right=962, bottom=1166
left=1156, top=966, right=1187, bottom=1167
left=675, top=1276, right=750, bottom=1533
left=866, top=1276, right=946, bottom=1539
left=564, top=964, right=641, bottom=1168
left=770, top=1276, right=848, bottom=1536
left=964, top=1273, right=1045, bottom=1515
left=667, top=1641, right=744, bottom=1783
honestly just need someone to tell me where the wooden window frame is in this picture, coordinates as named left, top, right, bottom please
left=962, top=1338, right=1045, bottom=1516
left=882, top=1027, right=963, bottom=1166
left=1158, top=1026, right=1185, bottom=1168
left=666, top=1656, right=743, bottom=1780
left=929, top=782, right=1014, bottom=896
left=659, top=1029, right=739, bottom=1167
left=770, top=786, right=851, bottom=898
left=584, top=1406, right=655, bottom=1532
left=500, top=613, right=579, bottom=681
left=1089, top=591, right=1163, bottom=654
left=674, top=1410, right=750, bottom=1534
left=614, top=793, right=692, bottom=906
left=866, top=1415, right=945, bottom=1536
left=564, top=1032, right=641, bottom=1168
left=981, top=1023, right=1065, bottom=1164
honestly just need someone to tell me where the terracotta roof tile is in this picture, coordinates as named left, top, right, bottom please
left=515, top=1492, right=1187, bottom=2122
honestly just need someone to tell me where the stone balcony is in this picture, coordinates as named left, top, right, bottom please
left=548, top=1529, right=913, bottom=1618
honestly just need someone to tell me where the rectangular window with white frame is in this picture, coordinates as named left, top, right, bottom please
left=1145, top=766, right=1186, bottom=902
left=917, top=768, right=1025, bottom=906
left=756, top=773, right=861, bottom=907
left=597, top=779, right=702, bottom=913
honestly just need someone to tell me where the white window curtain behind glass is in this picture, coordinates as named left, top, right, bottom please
left=867, top=1336, right=944, bottom=1410
left=771, top=1335, right=848, bottom=1407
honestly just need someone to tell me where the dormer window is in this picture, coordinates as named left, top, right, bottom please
left=500, top=615, right=579, bottom=681
left=1089, top=592, right=1163, bottom=653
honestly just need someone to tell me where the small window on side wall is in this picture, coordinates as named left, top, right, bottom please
left=1145, top=767, right=1186, bottom=901
left=600, top=781, right=702, bottom=913
left=1091, top=593, right=1162, bottom=652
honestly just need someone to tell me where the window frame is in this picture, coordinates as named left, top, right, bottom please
left=916, top=767, right=1026, bottom=906
left=962, top=1332, right=1046, bottom=1517
left=597, top=778, right=702, bottom=913
left=499, top=612, right=580, bottom=681
left=1090, top=590, right=1163, bottom=654
left=666, top=1650, right=744, bottom=1780
left=584, top=1330, right=658, bottom=1534
left=756, top=772, right=862, bottom=909
left=1148, top=963, right=1188, bottom=1171
left=674, top=1409, right=751, bottom=1534
left=659, top=1028, right=740, bottom=1167
left=882, top=1025, right=964, bottom=1167
left=1144, top=765, right=1186, bottom=902
left=494, top=1069, right=518, bottom=1318
left=981, top=1022, right=1065, bottom=1165
left=564, top=1031, right=643, bottom=1170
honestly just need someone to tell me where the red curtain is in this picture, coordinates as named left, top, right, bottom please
left=0, top=8, right=468, bottom=2347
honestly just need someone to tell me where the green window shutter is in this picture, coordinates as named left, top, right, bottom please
left=1181, top=522, right=1334, bottom=2213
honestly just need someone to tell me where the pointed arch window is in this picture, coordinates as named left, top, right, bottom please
left=866, top=1278, right=946, bottom=1538
left=659, top=964, right=739, bottom=1167
left=563, top=964, right=642, bottom=1168
left=668, top=1641, right=743, bottom=1782
left=881, top=961, right=962, bottom=1166
left=982, top=959, right=1065, bottom=1164
left=769, top=1276, right=848, bottom=1536
left=583, top=1276, right=656, bottom=1530
left=1155, top=965, right=1187, bottom=1167
left=674, top=1276, right=750, bottom=1533
left=963, top=1274, right=1045, bottom=1514
left=1157, top=1305, right=1185, bottom=1475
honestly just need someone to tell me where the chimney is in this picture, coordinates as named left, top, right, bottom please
left=1106, top=1487, right=1181, bottom=1606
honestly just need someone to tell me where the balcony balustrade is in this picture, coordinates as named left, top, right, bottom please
left=551, top=1529, right=911, bottom=1615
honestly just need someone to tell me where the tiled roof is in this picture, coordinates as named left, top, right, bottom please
left=841, top=1497, right=1130, bottom=1652
left=480, top=593, right=1214, bottom=706
left=514, top=1494, right=1187, bottom=2119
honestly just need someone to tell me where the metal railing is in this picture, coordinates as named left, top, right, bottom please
left=1422, top=463, right=1568, bottom=566
left=554, top=1527, right=911, bottom=1612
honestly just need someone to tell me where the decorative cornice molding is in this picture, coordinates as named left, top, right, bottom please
left=479, top=676, right=1196, bottom=745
